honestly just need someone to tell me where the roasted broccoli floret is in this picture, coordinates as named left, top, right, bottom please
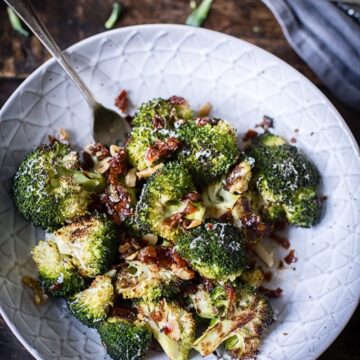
left=188, top=284, right=234, bottom=319
left=53, top=215, right=118, bottom=277
left=177, top=119, right=239, bottom=181
left=248, top=132, right=321, bottom=227
left=97, top=316, right=152, bottom=360
left=283, top=188, right=322, bottom=228
left=193, top=286, right=273, bottom=359
left=127, top=97, right=193, bottom=170
left=68, top=275, right=114, bottom=327
left=135, top=161, right=205, bottom=241
left=115, top=260, right=183, bottom=301
left=202, top=180, right=240, bottom=219
left=32, top=240, right=84, bottom=297
left=176, top=220, right=247, bottom=280
left=202, top=177, right=271, bottom=243
left=240, top=268, right=265, bottom=289
left=13, top=142, right=105, bottom=231
left=131, top=97, right=193, bottom=128
left=137, top=299, right=195, bottom=360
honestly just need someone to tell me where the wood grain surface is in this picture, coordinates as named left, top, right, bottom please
left=0, top=1, right=359, bottom=359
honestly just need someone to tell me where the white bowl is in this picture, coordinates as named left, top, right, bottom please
left=0, top=24, right=359, bottom=360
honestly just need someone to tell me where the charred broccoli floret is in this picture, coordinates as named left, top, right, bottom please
left=193, top=286, right=273, bottom=359
left=224, top=157, right=254, bottom=194
left=248, top=132, right=321, bottom=227
left=53, top=215, right=118, bottom=277
left=115, top=260, right=183, bottom=301
left=97, top=316, right=152, bottom=360
left=135, top=161, right=205, bottom=241
left=32, top=240, right=84, bottom=297
left=68, top=275, right=114, bottom=327
left=176, top=220, right=247, bottom=280
left=177, top=119, right=239, bottom=182
left=13, top=142, right=105, bottom=231
left=127, top=97, right=193, bottom=170
left=137, top=299, right=195, bottom=360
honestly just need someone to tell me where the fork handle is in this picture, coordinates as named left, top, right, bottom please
left=5, top=0, right=98, bottom=109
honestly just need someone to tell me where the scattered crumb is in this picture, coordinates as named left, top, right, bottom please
left=290, top=137, right=297, bottom=144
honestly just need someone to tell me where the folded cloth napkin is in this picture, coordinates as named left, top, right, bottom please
left=262, top=0, right=360, bottom=110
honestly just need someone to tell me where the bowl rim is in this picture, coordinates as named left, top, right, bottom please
left=1, top=23, right=359, bottom=360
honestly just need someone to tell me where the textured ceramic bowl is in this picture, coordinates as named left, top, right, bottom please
left=0, top=25, right=359, bottom=360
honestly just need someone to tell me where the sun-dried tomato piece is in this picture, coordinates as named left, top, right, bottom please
left=168, top=95, right=186, bottom=105
left=108, top=148, right=128, bottom=184
left=145, top=137, right=181, bottom=165
left=138, top=246, right=157, bottom=262
left=115, top=89, right=129, bottom=112
left=259, top=286, right=283, bottom=298
left=101, top=185, right=134, bottom=224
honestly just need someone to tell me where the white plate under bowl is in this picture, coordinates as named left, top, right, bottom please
left=0, top=25, right=359, bottom=360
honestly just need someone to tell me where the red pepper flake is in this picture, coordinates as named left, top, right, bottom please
left=205, top=223, right=214, bottom=231
left=168, top=95, right=186, bottom=105
left=270, top=233, right=291, bottom=250
left=284, top=249, right=298, bottom=265
left=115, top=89, right=129, bottom=112
left=283, top=332, right=288, bottom=336
left=243, top=129, right=258, bottom=142
left=259, top=286, right=283, bottom=298
left=294, top=128, right=299, bottom=133
left=163, top=326, right=173, bottom=335
left=290, top=137, right=297, bottom=144
left=255, top=115, right=274, bottom=130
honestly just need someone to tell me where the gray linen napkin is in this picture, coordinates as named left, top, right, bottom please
left=262, top=0, right=360, bottom=110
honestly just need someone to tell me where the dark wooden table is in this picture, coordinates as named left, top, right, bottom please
left=0, top=1, right=359, bottom=359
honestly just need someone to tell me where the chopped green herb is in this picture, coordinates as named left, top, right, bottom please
left=186, top=0, right=213, bottom=27
left=105, top=2, right=122, bottom=30
left=7, top=7, right=29, bottom=37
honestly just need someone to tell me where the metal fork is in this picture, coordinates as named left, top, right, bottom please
left=5, top=0, right=131, bottom=145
